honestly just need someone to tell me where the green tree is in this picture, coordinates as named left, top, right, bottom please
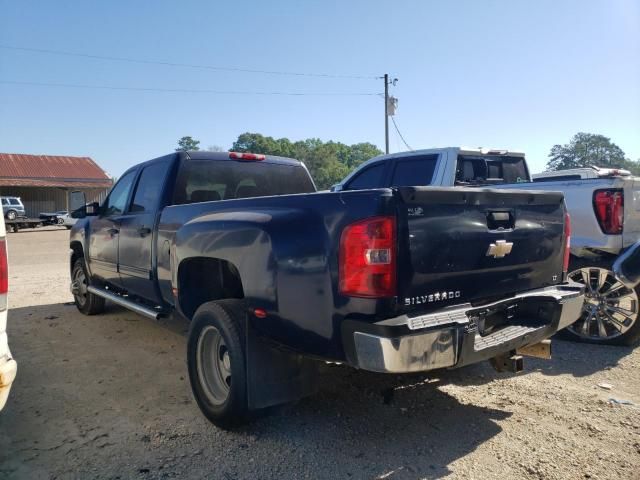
left=230, top=132, right=382, bottom=189
left=546, top=133, right=627, bottom=171
left=176, top=136, right=201, bottom=152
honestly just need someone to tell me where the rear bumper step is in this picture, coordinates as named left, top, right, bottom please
left=347, top=283, right=584, bottom=373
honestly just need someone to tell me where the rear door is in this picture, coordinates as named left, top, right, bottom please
left=395, top=187, right=566, bottom=313
left=88, top=170, right=137, bottom=285
left=118, top=159, right=171, bottom=302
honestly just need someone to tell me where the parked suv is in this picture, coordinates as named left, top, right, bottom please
left=1, top=197, right=26, bottom=221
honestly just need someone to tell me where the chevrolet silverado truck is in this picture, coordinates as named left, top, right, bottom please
left=0, top=214, right=16, bottom=410
left=336, top=148, right=640, bottom=345
left=70, top=150, right=583, bottom=427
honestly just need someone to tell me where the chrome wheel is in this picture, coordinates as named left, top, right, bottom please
left=568, top=267, right=638, bottom=340
left=71, top=266, right=88, bottom=308
left=196, top=326, right=231, bottom=405
left=6, top=211, right=16, bottom=220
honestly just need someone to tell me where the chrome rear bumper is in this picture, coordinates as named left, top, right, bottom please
left=349, top=284, right=584, bottom=373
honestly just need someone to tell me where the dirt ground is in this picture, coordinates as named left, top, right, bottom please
left=0, top=228, right=638, bottom=480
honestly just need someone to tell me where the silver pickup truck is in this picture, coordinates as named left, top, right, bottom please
left=532, top=167, right=640, bottom=345
left=334, top=149, right=639, bottom=346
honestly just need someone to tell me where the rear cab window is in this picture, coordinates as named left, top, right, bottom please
left=455, top=155, right=531, bottom=186
left=173, top=160, right=316, bottom=205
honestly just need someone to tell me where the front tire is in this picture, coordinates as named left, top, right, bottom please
left=563, top=257, right=640, bottom=346
left=187, top=300, right=248, bottom=429
left=71, top=258, right=105, bottom=315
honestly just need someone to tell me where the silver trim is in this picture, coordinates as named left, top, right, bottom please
left=87, top=286, right=162, bottom=320
left=404, top=285, right=583, bottom=331
left=354, top=329, right=457, bottom=373
left=351, top=284, right=584, bottom=374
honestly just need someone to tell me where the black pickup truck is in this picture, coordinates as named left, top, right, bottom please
left=70, top=150, right=583, bottom=427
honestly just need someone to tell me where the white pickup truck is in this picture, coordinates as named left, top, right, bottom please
left=334, top=148, right=639, bottom=346
left=0, top=214, right=16, bottom=409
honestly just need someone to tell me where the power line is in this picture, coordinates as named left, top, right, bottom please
left=0, top=79, right=381, bottom=96
left=391, top=116, right=413, bottom=151
left=0, top=44, right=380, bottom=80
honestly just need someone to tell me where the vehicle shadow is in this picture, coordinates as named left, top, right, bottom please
left=248, top=365, right=511, bottom=479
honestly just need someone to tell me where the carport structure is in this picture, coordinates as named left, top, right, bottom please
left=0, top=153, right=113, bottom=217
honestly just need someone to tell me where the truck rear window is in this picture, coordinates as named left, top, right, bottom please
left=173, top=160, right=316, bottom=205
left=455, top=155, right=530, bottom=185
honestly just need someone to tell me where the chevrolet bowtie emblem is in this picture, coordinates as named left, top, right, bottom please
left=486, top=240, right=513, bottom=258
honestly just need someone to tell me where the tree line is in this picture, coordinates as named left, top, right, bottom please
left=176, top=131, right=640, bottom=188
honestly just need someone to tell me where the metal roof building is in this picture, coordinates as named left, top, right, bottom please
left=0, top=153, right=113, bottom=218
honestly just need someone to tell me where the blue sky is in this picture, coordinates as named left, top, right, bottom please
left=1, top=0, right=638, bottom=177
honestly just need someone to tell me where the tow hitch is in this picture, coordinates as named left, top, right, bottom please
left=489, top=339, right=552, bottom=373
left=490, top=353, right=524, bottom=373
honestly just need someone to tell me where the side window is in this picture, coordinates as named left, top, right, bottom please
left=130, top=161, right=170, bottom=213
left=390, top=156, right=438, bottom=187
left=9, top=198, right=20, bottom=205
left=346, top=163, right=385, bottom=190
left=1, top=199, right=7, bottom=206
left=103, top=171, right=137, bottom=216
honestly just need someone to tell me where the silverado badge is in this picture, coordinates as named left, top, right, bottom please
left=404, top=291, right=461, bottom=306
left=486, top=240, right=513, bottom=258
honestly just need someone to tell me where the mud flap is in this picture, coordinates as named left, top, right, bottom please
left=245, top=322, right=319, bottom=410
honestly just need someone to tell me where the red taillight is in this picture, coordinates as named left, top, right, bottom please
left=229, top=152, right=266, bottom=161
left=593, top=189, right=624, bottom=234
left=0, top=237, right=7, bottom=311
left=339, top=216, right=396, bottom=298
left=563, top=213, right=571, bottom=274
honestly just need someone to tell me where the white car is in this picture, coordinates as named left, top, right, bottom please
left=0, top=214, right=16, bottom=410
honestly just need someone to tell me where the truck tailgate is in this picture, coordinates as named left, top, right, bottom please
left=395, top=187, right=566, bottom=312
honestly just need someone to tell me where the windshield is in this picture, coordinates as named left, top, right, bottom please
left=455, top=155, right=531, bottom=185
left=173, top=160, right=316, bottom=205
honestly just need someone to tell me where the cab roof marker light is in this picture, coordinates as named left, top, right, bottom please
left=229, top=152, right=266, bottom=161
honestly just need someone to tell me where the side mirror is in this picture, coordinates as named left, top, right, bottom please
left=330, top=184, right=343, bottom=192
left=613, top=241, right=640, bottom=288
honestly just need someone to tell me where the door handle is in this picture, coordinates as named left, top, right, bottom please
left=107, top=228, right=119, bottom=236
left=138, top=226, right=152, bottom=237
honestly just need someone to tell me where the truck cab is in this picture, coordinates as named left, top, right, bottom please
left=331, top=147, right=532, bottom=191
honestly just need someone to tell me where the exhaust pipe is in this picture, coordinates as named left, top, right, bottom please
left=490, top=353, right=524, bottom=373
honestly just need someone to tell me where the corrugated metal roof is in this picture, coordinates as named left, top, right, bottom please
left=0, top=153, right=111, bottom=181
left=0, top=178, right=113, bottom=188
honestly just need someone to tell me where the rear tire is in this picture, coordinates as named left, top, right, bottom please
left=561, top=257, right=640, bottom=346
left=6, top=210, right=17, bottom=221
left=187, top=299, right=248, bottom=429
left=71, top=258, right=105, bottom=315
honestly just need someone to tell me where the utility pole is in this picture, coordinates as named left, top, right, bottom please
left=384, top=73, right=389, bottom=154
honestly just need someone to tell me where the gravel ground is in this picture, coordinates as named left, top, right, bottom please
left=0, top=228, right=639, bottom=480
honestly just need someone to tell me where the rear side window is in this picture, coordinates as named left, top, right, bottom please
left=173, top=160, right=316, bottom=205
left=130, top=161, right=170, bottom=213
left=9, top=199, right=20, bottom=205
left=390, top=156, right=437, bottom=187
left=346, top=163, right=385, bottom=190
